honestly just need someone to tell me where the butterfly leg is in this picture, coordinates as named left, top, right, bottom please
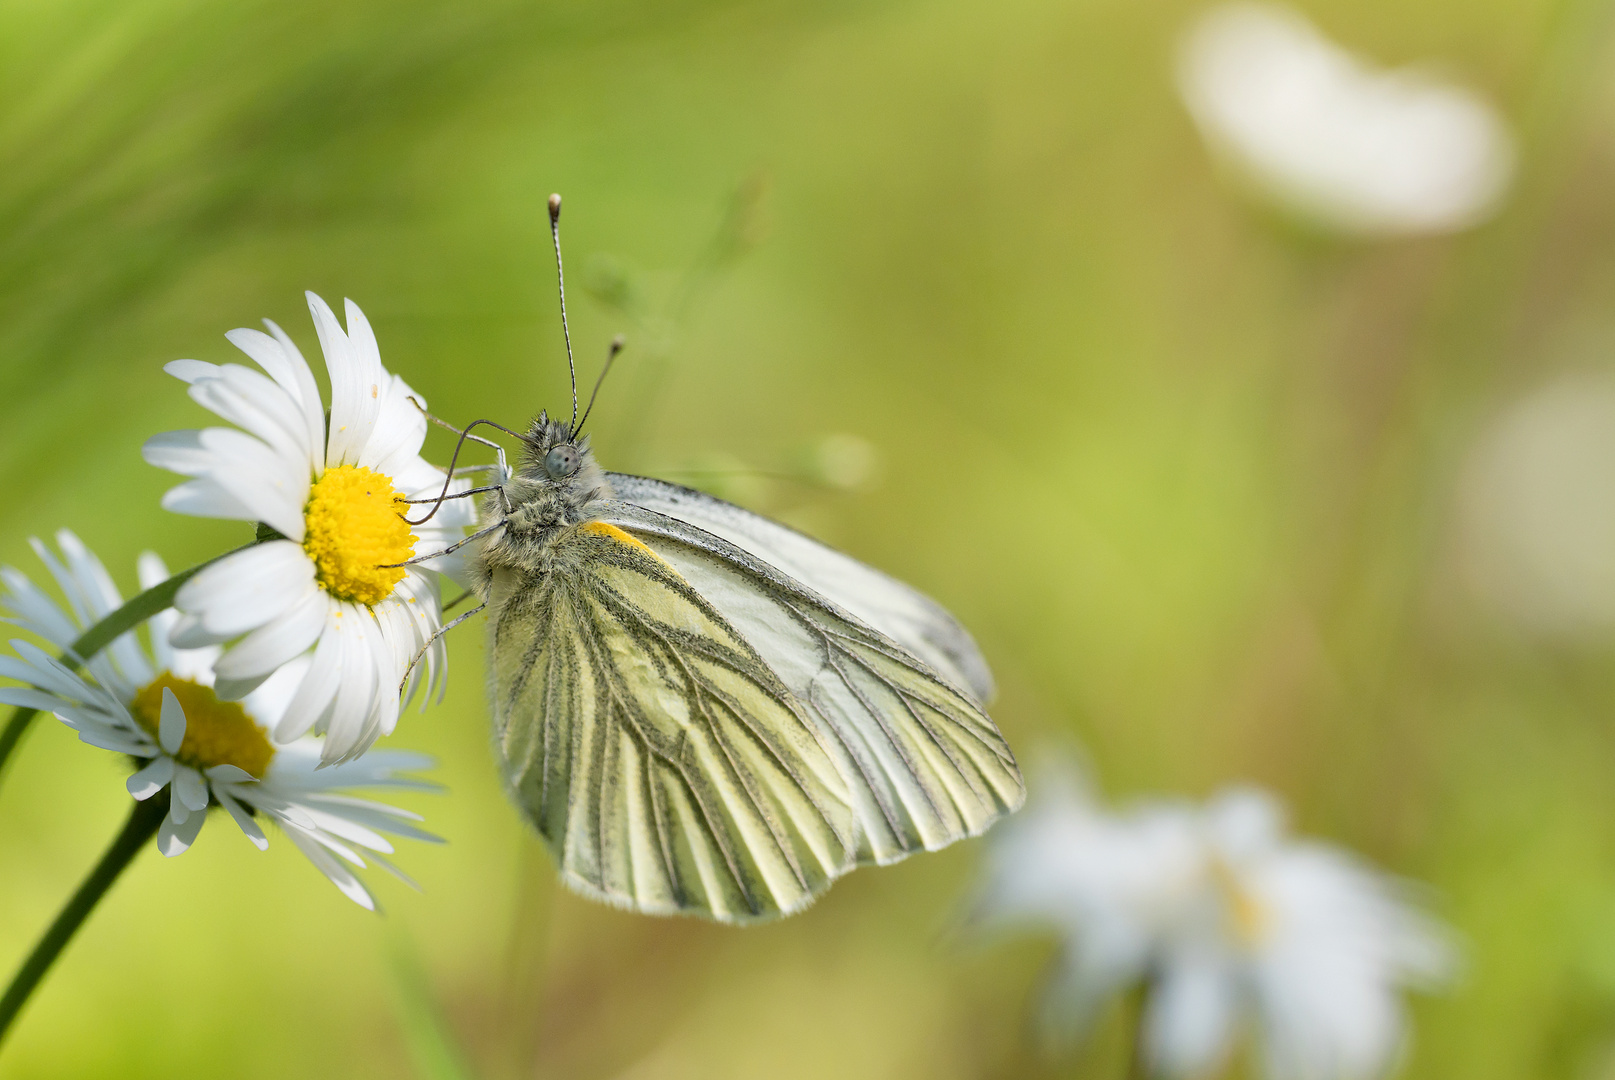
left=381, top=518, right=508, bottom=568
left=403, top=483, right=507, bottom=502
left=399, top=602, right=487, bottom=698
left=408, top=397, right=514, bottom=514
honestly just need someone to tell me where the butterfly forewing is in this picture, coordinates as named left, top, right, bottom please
left=607, top=474, right=996, bottom=703
left=491, top=522, right=856, bottom=922
left=599, top=505, right=1026, bottom=867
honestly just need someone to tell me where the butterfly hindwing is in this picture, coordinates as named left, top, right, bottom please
left=489, top=522, right=856, bottom=922
left=599, top=504, right=1026, bottom=867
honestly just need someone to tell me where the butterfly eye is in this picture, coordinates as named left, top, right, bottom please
left=545, top=445, right=581, bottom=479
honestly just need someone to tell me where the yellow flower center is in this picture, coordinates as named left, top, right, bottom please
left=302, top=464, right=415, bottom=605
left=1210, top=856, right=1270, bottom=947
left=130, top=673, right=276, bottom=779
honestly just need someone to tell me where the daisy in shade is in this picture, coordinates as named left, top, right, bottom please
left=142, top=292, right=476, bottom=762
left=976, top=764, right=1452, bottom=1080
left=0, top=532, right=441, bottom=909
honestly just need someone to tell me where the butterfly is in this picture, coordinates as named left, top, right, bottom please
left=412, top=196, right=1023, bottom=923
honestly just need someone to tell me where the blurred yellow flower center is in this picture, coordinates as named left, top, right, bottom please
left=1210, top=857, right=1270, bottom=947
left=130, top=673, right=275, bottom=779
left=303, top=464, right=414, bottom=605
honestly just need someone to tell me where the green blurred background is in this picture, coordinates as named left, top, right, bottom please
left=2, top=0, right=1614, bottom=1076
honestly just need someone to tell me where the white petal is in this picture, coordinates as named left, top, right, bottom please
left=157, top=807, right=206, bottom=856
left=174, top=542, right=314, bottom=639
left=170, top=643, right=222, bottom=684
left=159, top=687, right=187, bottom=755
left=310, top=292, right=382, bottom=469
left=206, top=763, right=257, bottom=783
left=363, top=850, right=422, bottom=891
left=1, top=644, right=95, bottom=703
left=142, top=430, right=213, bottom=477
left=188, top=365, right=314, bottom=474
left=127, top=756, right=176, bottom=799
left=0, top=686, right=78, bottom=713
left=77, top=728, right=154, bottom=755
left=240, top=652, right=312, bottom=733
left=1145, top=954, right=1239, bottom=1078
left=216, top=788, right=269, bottom=850
left=138, top=553, right=177, bottom=673
left=298, top=805, right=394, bottom=853
left=318, top=609, right=392, bottom=762
left=159, top=478, right=258, bottom=522
left=174, top=765, right=210, bottom=812
left=262, top=318, right=327, bottom=475
left=286, top=748, right=436, bottom=790
left=164, top=359, right=219, bottom=383
left=0, top=565, right=78, bottom=649
left=274, top=619, right=344, bottom=742
left=281, top=825, right=375, bottom=909
left=361, top=375, right=427, bottom=475
left=27, top=537, right=89, bottom=626
left=213, top=588, right=327, bottom=681
left=168, top=612, right=225, bottom=649
left=53, top=529, right=123, bottom=619
left=213, top=670, right=273, bottom=702
left=193, top=427, right=308, bottom=539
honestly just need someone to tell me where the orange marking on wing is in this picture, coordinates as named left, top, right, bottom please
left=579, top=520, right=657, bottom=556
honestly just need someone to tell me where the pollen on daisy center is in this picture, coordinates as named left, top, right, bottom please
left=131, top=673, right=276, bottom=778
left=303, top=464, right=415, bottom=605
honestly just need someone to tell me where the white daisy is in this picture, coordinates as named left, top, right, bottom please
left=0, top=532, right=442, bottom=910
left=1178, top=3, right=1514, bottom=236
left=973, top=764, right=1203, bottom=1039
left=142, top=292, right=476, bottom=762
left=976, top=766, right=1452, bottom=1079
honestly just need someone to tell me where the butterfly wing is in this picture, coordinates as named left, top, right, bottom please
left=608, top=473, right=995, bottom=703
left=489, top=521, right=856, bottom=922
left=598, top=503, right=1025, bottom=867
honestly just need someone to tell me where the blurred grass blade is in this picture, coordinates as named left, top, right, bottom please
left=388, top=939, right=480, bottom=1080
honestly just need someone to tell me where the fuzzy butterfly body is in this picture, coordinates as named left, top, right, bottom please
left=469, top=411, right=1024, bottom=923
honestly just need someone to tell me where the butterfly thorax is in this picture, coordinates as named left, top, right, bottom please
left=472, top=411, right=614, bottom=587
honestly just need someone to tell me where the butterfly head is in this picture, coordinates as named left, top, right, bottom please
left=518, top=409, right=606, bottom=495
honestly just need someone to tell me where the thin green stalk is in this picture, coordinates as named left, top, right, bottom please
left=0, top=542, right=254, bottom=791
left=1122, top=984, right=1148, bottom=1080
left=0, top=791, right=169, bottom=1051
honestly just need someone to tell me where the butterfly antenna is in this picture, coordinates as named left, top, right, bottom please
left=548, top=193, right=579, bottom=436
left=574, top=334, right=626, bottom=439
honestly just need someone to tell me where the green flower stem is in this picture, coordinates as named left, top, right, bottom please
left=0, top=541, right=255, bottom=792
left=1122, top=983, right=1148, bottom=1080
left=0, top=790, right=169, bottom=1052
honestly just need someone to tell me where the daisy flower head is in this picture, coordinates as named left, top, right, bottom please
left=1144, top=789, right=1452, bottom=1080
left=142, top=292, right=477, bottom=762
left=976, top=766, right=1452, bottom=1080
left=1177, top=3, right=1514, bottom=236
left=972, top=762, right=1203, bottom=1040
left=0, top=534, right=442, bottom=910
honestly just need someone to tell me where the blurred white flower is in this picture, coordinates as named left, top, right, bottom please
left=142, top=292, right=474, bottom=763
left=0, top=533, right=441, bottom=910
left=974, top=764, right=1202, bottom=1037
left=1177, top=3, right=1514, bottom=236
left=976, top=765, right=1451, bottom=1079
left=1458, top=373, right=1615, bottom=636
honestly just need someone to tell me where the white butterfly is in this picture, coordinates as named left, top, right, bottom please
left=410, top=196, right=1023, bottom=923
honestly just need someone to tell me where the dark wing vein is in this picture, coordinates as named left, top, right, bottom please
left=489, top=525, right=854, bottom=923
left=597, top=503, right=1027, bottom=868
